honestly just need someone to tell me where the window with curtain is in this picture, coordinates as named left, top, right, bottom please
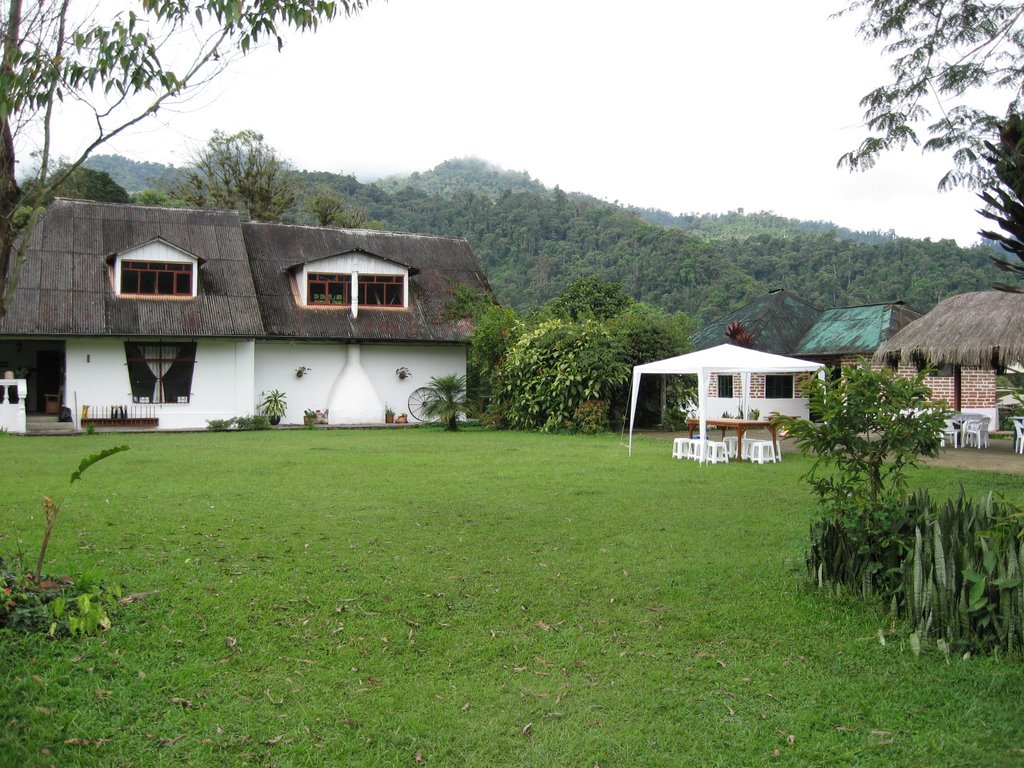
left=717, top=374, right=733, bottom=399
left=124, top=342, right=197, bottom=403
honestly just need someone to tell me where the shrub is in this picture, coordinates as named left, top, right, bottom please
left=779, top=362, right=949, bottom=532
left=570, top=399, right=610, bottom=434
left=902, top=490, right=1024, bottom=656
left=233, top=415, right=271, bottom=430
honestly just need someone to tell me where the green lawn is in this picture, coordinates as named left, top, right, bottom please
left=1, top=428, right=1022, bottom=767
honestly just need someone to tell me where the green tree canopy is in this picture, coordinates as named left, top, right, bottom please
left=839, top=0, right=1024, bottom=189
left=167, top=129, right=300, bottom=222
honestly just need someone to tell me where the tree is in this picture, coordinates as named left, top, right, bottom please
left=168, top=129, right=300, bottom=221
left=1, top=0, right=370, bottom=316
left=977, top=114, right=1024, bottom=289
left=545, top=276, right=635, bottom=322
left=306, top=188, right=377, bottom=228
left=838, top=0, right=1024, bottom=189
left=20, top=163, right=131, bottom=207
left=419, top=374, right=468, bottom=432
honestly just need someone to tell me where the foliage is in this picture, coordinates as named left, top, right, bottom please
left=903, top=489, right=1024, bottom=655
left=545, top=276, right=635, bottom=321
left=977, top=114, right=1024, bottom=289
left=0, top=557, right=119, bottom=637
left=20, top=163, right=131, bottom=206
left=205, top=415, right=271, bottom=430
left=166, top=129, right=300, bottom=221
left=305, top=187, right=379, bottom=228
left=568, top=399, right=610, bottom=434
left=465, top=301, right=520, bottom=410
left=493, top=318, right=629, bottom=431
left=258, top=388, right=288, bottom=419
left=837, top=0, right=1024, bottom=190
left=233, top=414, right=272, bottom=430
left=418, top=374, right=469, bottom=431
left=779, top=363, right=949, bottom=531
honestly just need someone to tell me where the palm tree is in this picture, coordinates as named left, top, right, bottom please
left=420, top=374, right=468, bottom=431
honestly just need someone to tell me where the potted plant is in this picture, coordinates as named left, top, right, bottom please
left=259, top=389, right=288, bottom=425
left=385, top=404, right=395, bottom=424
left=396, top=366, right=411, bottom=381
left=395, top=413, right=408, bottom=424
left=295, top=366, right=311, bottom=378
left=303, top=408, right=317, bottom=427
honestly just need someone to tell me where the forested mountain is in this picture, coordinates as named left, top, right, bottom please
left=83, top=154, right=1002, bottom=323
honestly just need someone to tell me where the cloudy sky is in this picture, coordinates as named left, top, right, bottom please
left=47, top=0, right=993, bottom=245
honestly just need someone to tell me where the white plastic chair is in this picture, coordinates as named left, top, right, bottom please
left=723, top=435, right=739, bottom=458
left=1015, top=421, right=1024, bottom=455
left=962, top=416, right=990, bottom=449
left=940, top=419, right=961, bottom=449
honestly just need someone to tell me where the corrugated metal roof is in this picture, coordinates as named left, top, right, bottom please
left=1, top=200, right=492, bottom=344
left=242, top=222, right=491, bottom=343
left=795, top=302, right=922, bottom=356
left=691, top=290, right=822, bottom=353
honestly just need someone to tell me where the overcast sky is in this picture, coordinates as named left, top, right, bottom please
left=47, top=0, right=994, bottom=246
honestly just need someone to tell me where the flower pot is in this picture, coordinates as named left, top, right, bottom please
left=395, top=414, right=408, bottom=424
left=304, top=417, right=316, bottom=427
left=269, top=415, right=281, bottom=426
left=385, top=414, right=395, bottom=424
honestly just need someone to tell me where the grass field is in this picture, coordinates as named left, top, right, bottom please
left=1, top=428, right=1023, bottom=767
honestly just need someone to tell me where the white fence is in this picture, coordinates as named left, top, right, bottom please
left=0, top=378, right=27, bottom=434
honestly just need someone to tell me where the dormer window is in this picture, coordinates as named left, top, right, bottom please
left=110, top=237, right=203, bottom=298
left=121, top=261, right=194, bottom=296
left=294, top=250, right=414, bottom=311
left=308, top=273, right=351, bottom=305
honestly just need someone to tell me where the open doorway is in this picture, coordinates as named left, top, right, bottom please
left=36, top=349, right=64, bottom=414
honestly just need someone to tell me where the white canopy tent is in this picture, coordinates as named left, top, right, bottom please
left=626, top=343, right=826, bottom=456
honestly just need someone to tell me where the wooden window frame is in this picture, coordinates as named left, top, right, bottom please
left=307, top=272, right=351, bottom=306
left=717, top=374, right=733, bottom=399
left=358, top=274, right=404, bottom=307
left=121, top=260, right=193, bottom=297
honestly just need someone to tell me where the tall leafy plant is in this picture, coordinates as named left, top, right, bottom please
left=778, top=362, right=949, bottom=595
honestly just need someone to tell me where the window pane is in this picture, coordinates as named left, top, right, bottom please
left=765, top=375, right=793, bottom=399
left=717, top=375, right=733, bottom=399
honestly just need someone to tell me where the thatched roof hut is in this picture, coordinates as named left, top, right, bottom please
left=873, top=290, right=1024, bottom=370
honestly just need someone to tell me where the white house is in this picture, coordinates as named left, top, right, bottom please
left=0, top=199, right=492, bottom=432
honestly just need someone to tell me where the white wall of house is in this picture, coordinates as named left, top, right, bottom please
left=65, top=338, right=255, bottom=430
left=253, top=341, right=466, bottom=424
